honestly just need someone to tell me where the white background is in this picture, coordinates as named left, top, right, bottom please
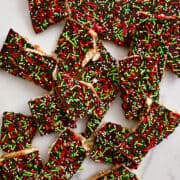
left=0, top=1, right=180, bottom=179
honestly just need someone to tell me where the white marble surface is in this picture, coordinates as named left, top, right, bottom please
left=0, top=1, right=180, bottom=179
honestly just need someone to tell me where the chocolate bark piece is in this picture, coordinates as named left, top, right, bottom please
left=0, top=147, right=43, bottom=179
left=53, top=71, right=103, bottom=119
left=68, top=0, right=97, bottom=28
left=119, top=98, right=180, bottom=164
left=39, top=128, right=87, bottom=179
left=28, top=94, right=77, bottom=135
left=0, top=29, right=57, bottom=91
left=28, top=0, right=68, bottom=33
left=89, top=165, right=138, bottom=180
left=130, top=12, right=180, bottom=77
left=0, top=29, right=34, bottom=50
left=55, top=19, right=97, bottom=76
left=69, top=0, right=179, bottom=46
left=119, top=55, right=165, bottom=120
left=0, top=29, right=34, bottom=77
left=90, top=122, right=137, bottom=169
left=0, top=112, right=36, bottom=153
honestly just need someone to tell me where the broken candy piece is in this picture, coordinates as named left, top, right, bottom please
left=0, top=29, right=57, bottom=91
left=90, top=122, right=137, bottom=169
left=119, top=99, right=180, bottom=164
left=0, top=29, right=34, bottom=78
left=89, top=165, right=138, bottom=180
left=0, top=28, right=34, bottom=50
left=55, top=19, right=97, bottom=76
left=130, top=12, right=180, bottom=77
left=119, top=55, right=165, bottom=121
left=39, top=128, right=87, bottom=179
left=67, top=0, right=98, bottom=31
left=28, top=94, right=77, bottom=135
left=28, top=0, right=68, bottom=33
left=0, top=147, right=43, bottom=179
left=0, top=112, right=36, bottom=153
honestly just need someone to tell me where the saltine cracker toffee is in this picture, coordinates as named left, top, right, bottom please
left=28, top=94, right=77, bottom=135
left=28, top=0, right=68, bottom=33
left=0, top=29, right=57, bottom=91
left=0, top=148, right=43, bottom=179
left=119, top=55, right=165, bottom=120
left=119, top=99, right=180, bottom=165
left=130, top=12, right=180, bottom=77
left=39, top=129, right=87, bottom=179
left=90, top=122, right=137, bottom=169
left=55, top=19, right=96, bottom=76
left=0, top=112, right=36, bottom=153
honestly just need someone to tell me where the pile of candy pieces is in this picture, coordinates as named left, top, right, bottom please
left=0, top=0, right=180, bottom=179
